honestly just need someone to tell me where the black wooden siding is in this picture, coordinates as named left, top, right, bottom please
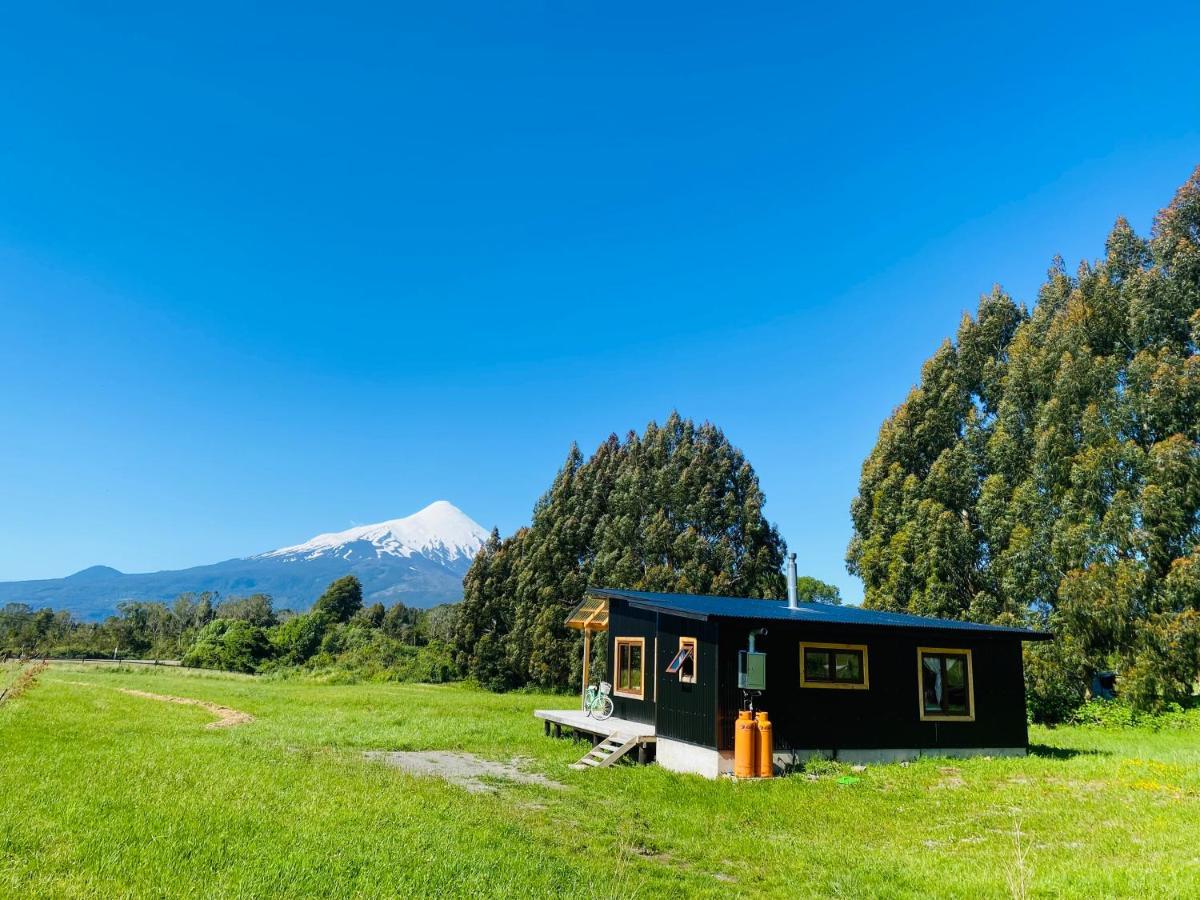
left=653, top=612, right=719, bottom=747
left=606, top=599, right=657, bottom=725
left=606, top=601, right=1031, bottom=753
left=713, top=618, right=1029, bottom=753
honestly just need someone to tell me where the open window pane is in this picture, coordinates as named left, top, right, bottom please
left=667, top=638, right=698, bottom=683
left=680, top=639, right=697, bottom=682
left=665, top=646, right=691, bottom=674
left=680, top=649, right=694, bottom=681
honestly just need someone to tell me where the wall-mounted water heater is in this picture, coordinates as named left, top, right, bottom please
left=738, top=628, right=767, bottom=690
left=738, top=650, right=767, bottom=690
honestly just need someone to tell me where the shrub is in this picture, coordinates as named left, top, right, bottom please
left=1070, top=697, right=1200, bottom=731
left=1024, top=640, right=1088, bottom=724
left=270, top=612, right=330, bottom=666
left=182, top=620, right=272, bottom=673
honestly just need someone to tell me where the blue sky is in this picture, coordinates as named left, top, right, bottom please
left=2, top=3, right=1198, bottom=601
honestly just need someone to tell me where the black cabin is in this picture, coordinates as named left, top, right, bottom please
left=566, top=587, right=1051, bottom=777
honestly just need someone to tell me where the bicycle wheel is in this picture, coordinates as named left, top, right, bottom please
left=595, top=695, right=614, bottom=721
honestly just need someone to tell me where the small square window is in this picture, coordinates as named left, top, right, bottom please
left=665, top=637, right=698, bottom=683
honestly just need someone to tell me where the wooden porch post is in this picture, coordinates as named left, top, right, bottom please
left=581, top=628, right=591, bottom=710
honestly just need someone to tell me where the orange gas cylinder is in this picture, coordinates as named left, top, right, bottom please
left=755, top=711, right=774, bottom=778
left=734, top=710, right=757, bottom=778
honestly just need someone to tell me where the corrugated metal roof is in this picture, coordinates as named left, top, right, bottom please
left=586, top=588, right=1052, bottom=640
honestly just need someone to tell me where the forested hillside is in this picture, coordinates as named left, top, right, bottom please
left=848, top=167, right=1200, bottom=718
left=452, top=413, right=789, bottom=690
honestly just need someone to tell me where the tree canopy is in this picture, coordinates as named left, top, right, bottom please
left=848, top=167, right=1200, bottom=717
left=312, top=575, right=364, bottom=624
left=452, top=413, right=787, bottom=690
left=794, top=576, right=841, bottom=605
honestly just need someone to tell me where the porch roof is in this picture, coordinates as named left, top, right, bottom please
left=565, top=593, right=610, bottom=631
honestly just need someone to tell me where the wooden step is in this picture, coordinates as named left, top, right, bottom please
left=570, top=733, right=640, bottom=771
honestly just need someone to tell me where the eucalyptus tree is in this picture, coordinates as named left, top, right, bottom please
left=849, top=168, right=1200, bottom=716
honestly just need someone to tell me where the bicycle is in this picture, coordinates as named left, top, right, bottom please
left=583, top=681, right=614, bottom=720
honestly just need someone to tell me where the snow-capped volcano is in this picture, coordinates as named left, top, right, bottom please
left=258, top=500, right=487, bottom=565
left=0, top=500, right=490, bottom=619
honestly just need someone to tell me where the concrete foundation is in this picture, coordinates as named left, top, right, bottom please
left=655, top=738, right=727, bottom=778
left=656, top=738, right=1026, bottom=778
left=791, top=746, right=1027, bottom=765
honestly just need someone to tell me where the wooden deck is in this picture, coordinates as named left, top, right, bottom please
left=534, top=709, right=656, bottom=767
left=533, top=709, right=655, bottom=742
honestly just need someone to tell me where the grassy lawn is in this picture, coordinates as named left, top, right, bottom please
left=2, top=664, right=1198, bottom=898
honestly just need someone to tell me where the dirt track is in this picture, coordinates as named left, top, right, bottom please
left=116, top=688, right=254, bottom=728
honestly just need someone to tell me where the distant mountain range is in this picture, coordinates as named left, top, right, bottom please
left=0, top=501, right=489, bottom=620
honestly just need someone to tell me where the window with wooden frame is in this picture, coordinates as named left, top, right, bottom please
left=665, top=637, right=697, bottom=684
left=917, top=647, right=975, bottom=722
left=799, top=642, right=869, bottom=690
left=613, top=637, right=645, bottom=699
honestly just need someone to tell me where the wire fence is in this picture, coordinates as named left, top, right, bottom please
left=2, top=654, right=202, bottom=670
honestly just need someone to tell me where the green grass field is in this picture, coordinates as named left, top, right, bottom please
left=2, top=663, right=1198, bottom=898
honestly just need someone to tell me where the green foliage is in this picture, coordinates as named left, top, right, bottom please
left=794, top=576, right=841, bottom=604
left=312, top=575, right=364, bottom=624
left=1070, top=696, right=1200, bottom=731
left=270, top=612, right=331, bottom=666
left=798, top=754, right=849, bottom=777
left=215, top=594, right=277, bottom=627
left=1023, top=640, right=1089, bottom=725
left=422, top=603, right=459, bottom=644
left=182, top=619, right=272, bottom=673
left=1, top=592, right=223, bottom=660
left=355, top=603, right=386, bottom=629
left=849, top=168, right=1200, bottom=716
left=380, top=601, right=422, bottom=640
left=3, top=574, right=460, bottom=687
left=453, top=413, right=787, bottom=691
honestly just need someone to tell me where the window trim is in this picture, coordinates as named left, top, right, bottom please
left=677, top=636, right=698, bottom=684
left=613, top=636, right=646, bottom=699
left=917, top=647, right=975, bottom=722
left=799, top=641, right=870, bottom=690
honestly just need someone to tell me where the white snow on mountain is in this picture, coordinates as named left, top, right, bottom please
left=256, top=500, right=488, bottom=564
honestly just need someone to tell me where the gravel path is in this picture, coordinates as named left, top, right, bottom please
left=364, top=751, right=564, bottom=794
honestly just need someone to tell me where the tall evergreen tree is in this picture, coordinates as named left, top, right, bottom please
left=848, top=167, right=1200, bottom=716
left=311, top=575, right=363, bottom=624
left=453, top=413, right=787, bottom=690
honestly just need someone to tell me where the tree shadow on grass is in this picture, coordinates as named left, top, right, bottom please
left=1027, top=743, right=1110, bottom=760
